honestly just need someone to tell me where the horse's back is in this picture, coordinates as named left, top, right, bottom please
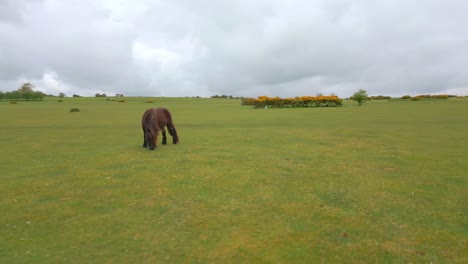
left=155, top=107, right=171, bottom=116
left=156, top=108, right=174, bottom=122
left=142, top=108, right=172, bottom=129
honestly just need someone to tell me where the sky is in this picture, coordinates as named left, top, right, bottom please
left=1, top=0, right=467, bottom=98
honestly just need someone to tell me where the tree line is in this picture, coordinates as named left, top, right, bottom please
left=0, top=83, right=46, bottom=100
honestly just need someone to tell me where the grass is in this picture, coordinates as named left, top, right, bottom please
left=0, top=97, right=467, bottom=263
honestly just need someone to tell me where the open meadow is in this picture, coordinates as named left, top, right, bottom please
left=1, top=97, right=467, bottom=263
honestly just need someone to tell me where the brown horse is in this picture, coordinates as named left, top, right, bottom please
left=141, top=108, right=179, bottom=150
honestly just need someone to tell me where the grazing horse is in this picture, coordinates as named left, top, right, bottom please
left=141, top=108, right=179, bottom=150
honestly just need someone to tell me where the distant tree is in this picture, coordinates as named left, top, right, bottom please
left=351, top=89, right=369, bottom=106
left=59, top=92, right=66, bottom=98
left=19, top=83, right=34, bottom=94
left=73, top=94, right=81, bottom=97
left=0, top=91, right=3, bottom=99
left=18, top=83, right=35, bottom=100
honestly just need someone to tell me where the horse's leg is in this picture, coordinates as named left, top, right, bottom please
left=142, top=131, right=147, bottom=148
left=167, top=125, right=179, bottom=144
left=162, top=129, right=167, bottom=145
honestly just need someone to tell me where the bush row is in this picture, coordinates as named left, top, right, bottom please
left=369, top=94, right=462, bottom=100
left=0, top=91, right=46, bottom=100
left=412, top=94, right=451, bottom=100
left=242, top=95, right=343, bottom=108
left=369, top=95, right=392, bottom=100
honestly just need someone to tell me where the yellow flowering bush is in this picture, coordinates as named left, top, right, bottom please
left=242, top=95, right=342, bottom=108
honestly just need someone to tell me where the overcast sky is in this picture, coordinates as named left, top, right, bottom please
left=1, top=0, right=467, bottom=97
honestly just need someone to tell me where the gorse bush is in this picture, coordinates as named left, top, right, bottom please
left=242, top=95, right=342, bottom=108
left=70, top=108, right=80, bottom=112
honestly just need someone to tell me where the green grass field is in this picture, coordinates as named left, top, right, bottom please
left=1, top=97, right=467, bottom=263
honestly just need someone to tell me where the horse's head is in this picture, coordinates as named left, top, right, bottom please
left=145, top=129, right=157, bottom=150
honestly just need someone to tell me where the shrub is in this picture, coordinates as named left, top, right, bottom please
left=431, top=94, right=449, bottom=99
left=350, top=89, right=369, bottom=106
left=70, top=108, right=80, bottom=112
left=57, top=100, right=63, bottom=102
left=117, top=100, right=125, bottom=103
left=145, top=100, right=154, bottom=103
left=10, top=101, right=17, bottom=104
left=401, top=95, right=412, bottom=99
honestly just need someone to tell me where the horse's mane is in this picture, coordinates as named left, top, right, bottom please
left=143, top=109, right=158, bottom=138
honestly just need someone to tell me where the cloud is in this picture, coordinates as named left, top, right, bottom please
left=1, top=0, right=467, bottom=97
